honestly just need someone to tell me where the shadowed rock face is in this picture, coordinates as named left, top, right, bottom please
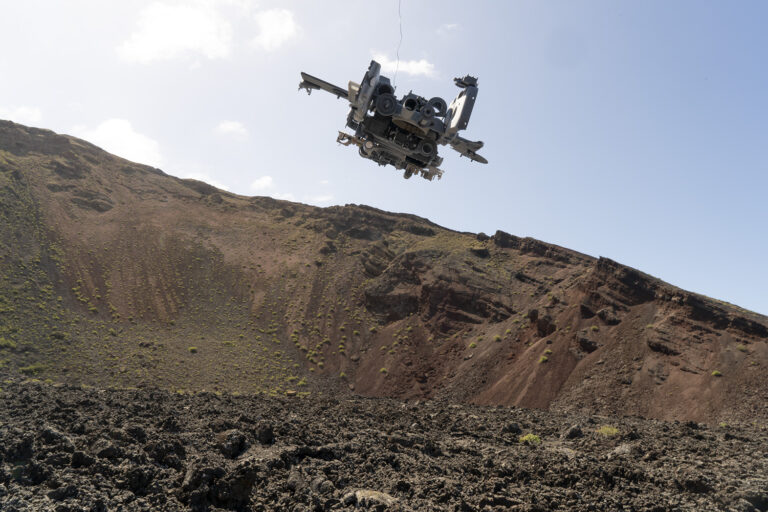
left=1, top=119, right=767, bottom=423
left=1, top=375, right=766, bottom=511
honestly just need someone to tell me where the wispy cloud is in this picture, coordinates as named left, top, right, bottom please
left=372, top=52, right=436, bottom=77
left=250, top=175, right=274, bottom=192
left=118, top=3, right=300, bottom=64
left=306, top=194, right=334, bottom=205
left=0, top=105, right=42, bottom=125
left=215, top=120, right=248, bottom=138
left=250, top=9, right=300, bottom=51
left=72, top=119, right=162, bottom=168
left=273, top=192, right=296, bottom=201
left=118, top=1, right=233, bottom=63
left=437, top=23, right=459, bottom=36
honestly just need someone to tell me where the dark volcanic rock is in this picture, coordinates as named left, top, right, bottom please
left=217, top=429, right=249, bottom=458
left=0, top=374, right=765, bottom=511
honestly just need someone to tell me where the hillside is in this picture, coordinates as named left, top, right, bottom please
left=1, top=119, right=767, bottom=423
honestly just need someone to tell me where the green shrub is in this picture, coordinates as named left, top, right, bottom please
left=469, top=342, right=477, bottom=349
left=538, top=356, right=548, bottom=364
left=590, top=325, right=599, bottom=332
left=711, top=370, right=722, bottom=377
left=493, top=335, right=502, bottom=342
left=0, top=337, right=17, bottom=349
left=519, top=433, right=541, bottom=445
left=188, top=346, right=198, bottom=353
left=379, top=367, right=388, bottom=374
left=596, top=425, right=619, bottom=437
left=19, top=363, right=46, bottom=375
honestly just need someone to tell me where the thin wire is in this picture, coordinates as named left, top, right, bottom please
left=394, top=0, right=402, bottom=88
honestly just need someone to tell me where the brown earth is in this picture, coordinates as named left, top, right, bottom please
left=1, top=119, right=767, bottom=424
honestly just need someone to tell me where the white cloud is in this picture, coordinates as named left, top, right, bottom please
left=181, top=172, right=230, bottom=191
left=250, top=9, right=299, bottom=51
left=372, top=52, right=436, bottom=77
left=72, top=119, right=163, bottom=168
left=250, top=175, right=274, bottom=192
left=306, top=194, right=333, bottom=205
left=273, top=192, right=296, bottom=201
left=118, top=2, right=233, bottom=63
left=0, top=105, right=42, bottom=125
left=319, top=179, right=330, bottom=185
left=437, top=23, right=459, bottom=36
left=215, top=120, right=248, bottom=138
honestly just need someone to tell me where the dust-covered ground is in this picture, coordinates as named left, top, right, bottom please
left=0, top=373, right=766, bottom=512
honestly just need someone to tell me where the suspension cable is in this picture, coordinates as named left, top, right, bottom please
left=394, top=0, right=403, bottom=88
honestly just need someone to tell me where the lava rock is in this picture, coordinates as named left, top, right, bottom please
left=217, top=430, right=249, bottom=459
left=562, top=425, right=583, bottom=439
left=254, top=421, right=274, bottom=445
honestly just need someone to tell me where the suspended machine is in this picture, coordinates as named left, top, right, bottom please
left=299, top=60, right=486, bottom=181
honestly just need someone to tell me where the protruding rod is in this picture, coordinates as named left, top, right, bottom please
left=299, top=72, right=349, bottom=100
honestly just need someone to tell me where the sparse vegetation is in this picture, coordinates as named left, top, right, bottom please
left=19, top=363, right=46, bottom=375
left=596, top=425, right=619, bottom=437
left=519, top=433, right=541, bottom=445
left=0, top=337, right=17, bottom=349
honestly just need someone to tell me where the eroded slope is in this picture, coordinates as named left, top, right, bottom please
left=1, top=120, right=767, bottom=422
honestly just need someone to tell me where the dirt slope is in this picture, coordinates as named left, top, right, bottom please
left=1, top=119, right=767, bottom=423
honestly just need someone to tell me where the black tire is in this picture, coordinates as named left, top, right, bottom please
left=428, top=97, right=447, bottom=117
left=375, top=94, right=397, bottom=116
left=418, top=141, right=435, bottom=158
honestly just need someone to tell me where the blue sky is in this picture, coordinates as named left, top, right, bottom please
left=1, top=1, right=766, bottom=315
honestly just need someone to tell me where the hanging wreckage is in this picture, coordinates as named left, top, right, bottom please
left=299, top=60, right=486, bottom=181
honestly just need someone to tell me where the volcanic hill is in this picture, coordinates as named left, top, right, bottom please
left=1, top=120, right=766, bottom=423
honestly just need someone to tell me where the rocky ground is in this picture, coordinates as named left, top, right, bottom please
left=1, top=373, right=766, bottom=511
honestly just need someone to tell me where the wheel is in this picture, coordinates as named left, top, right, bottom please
left=428, top=97, right=447, bottom=117
left=418, top=141, right=435, bottom=158
left=375, top=94, right=397, bottom=116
